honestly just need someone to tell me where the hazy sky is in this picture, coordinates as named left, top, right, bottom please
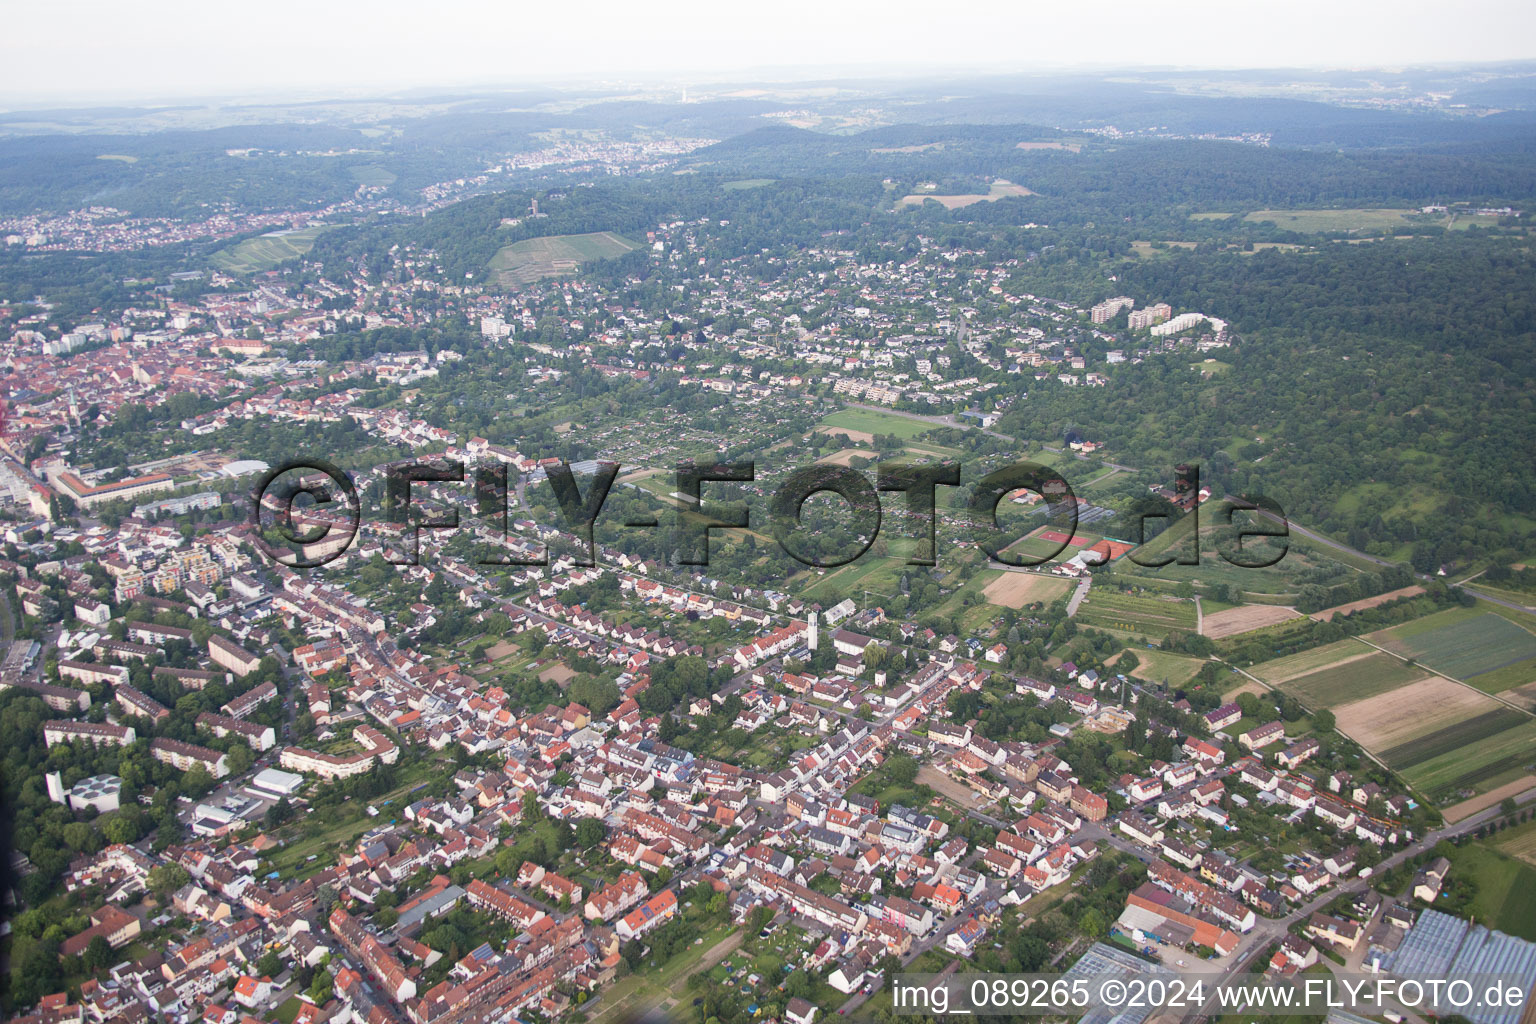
left=4, top=0, right=1535, bottom=106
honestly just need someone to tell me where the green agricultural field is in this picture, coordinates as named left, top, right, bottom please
left=818, top=407, right=932, bottom=441
left=1277, top=652, right=1429, bottom=708
left=1249, top=640, right=1375, bottom=682
left=1369, top=611, right=1536, bottom=680
left=211, top=225, right=331, bottom=274
left=488, top=231, right=639, bottom=286
left=1076, top=590, right=1196, bottom=638
left=1402, top=719, right=1536, bottom=801
left=722, top=178, right=775, bottom=190
left=1464, top=657, right=1536, bottom=695
left=1379, top=709, right=1530, bottom=769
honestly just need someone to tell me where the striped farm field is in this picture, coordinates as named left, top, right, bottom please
left=1370, top=702, right=1526, bottom=767
left=1276, top=652, right=1431, bottom=708
left=1466, top=657, right=1536, bottom=695
left=1383, top=708, right=1532, bottom=770
left=1401, top=719, right=1536, bottom=801
left=489, top=231, right=639, bottom=286
left=1250, top=639, right=1376, bottom=684
left=1076, top=590, right=1196, bottom=636
left=1367, top=610, right=1536, bottom=680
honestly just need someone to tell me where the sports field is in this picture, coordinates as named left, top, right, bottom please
left=1275, top=651, right=1429, bottom=707
left=818, top=407, right=932, bottom=441
left=1004, top=530, right=1091, bottom=564
left=488, top=231, right=639, bottom=286
left=211, top=225, right=330, bottom=273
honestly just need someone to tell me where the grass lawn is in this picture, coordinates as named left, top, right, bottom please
left=1115, top=647, right=1207, bottom=687
left=1441, top=839, right=1536, bottom=940
left=587, top=922, right=738, bottom=1024
left=819, top=407, right=933, bottom=441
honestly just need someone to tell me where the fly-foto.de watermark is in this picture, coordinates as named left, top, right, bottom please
left=248, top=457, right=1287, bottom=570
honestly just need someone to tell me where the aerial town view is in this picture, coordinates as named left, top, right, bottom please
left=1, top=4, right=1535, bottom=1024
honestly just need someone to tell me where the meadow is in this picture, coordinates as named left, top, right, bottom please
left=1242, top=208, right=1420, bottom=232
left=1113, top=647, right=1207, bottom=687
left=1250, top=638, right=1377, bottom=682
left=1440, top=838, right=1536, bottom=941
left=211, top=225, right=331, bottom=273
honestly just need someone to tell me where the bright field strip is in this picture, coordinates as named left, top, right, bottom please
left=1275, top=651, right=1433, bottom=708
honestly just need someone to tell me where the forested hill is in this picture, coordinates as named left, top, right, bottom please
left=679, top=125, right=1536, bottom=209
left=998, top=232, right=1536, bottom=571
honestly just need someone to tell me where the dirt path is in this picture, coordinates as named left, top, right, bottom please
left=1066, top=579, right=1090, bottom=617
